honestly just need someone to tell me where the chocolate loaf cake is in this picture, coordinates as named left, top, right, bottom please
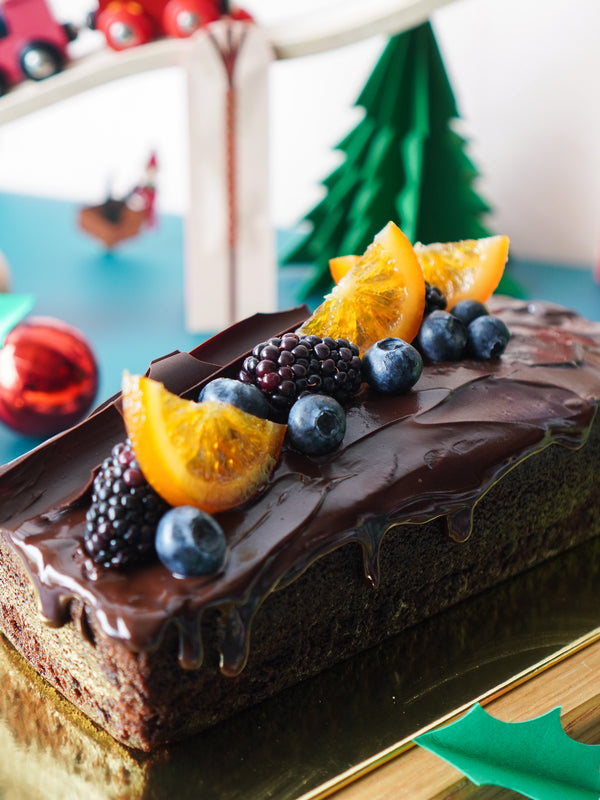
left=0, top=297, right=600, bottom=751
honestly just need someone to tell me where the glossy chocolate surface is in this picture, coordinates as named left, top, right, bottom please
left=1, top=298, right=600, bottom=675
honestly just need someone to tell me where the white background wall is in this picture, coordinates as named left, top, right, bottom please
left=0, top=0, right=598, bottom=267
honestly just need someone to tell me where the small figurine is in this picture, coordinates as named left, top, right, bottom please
left=88, top=0, right=251, bottom=52
left=78, top=153, right=158, bottom=249
left=0, top=0, right=77, bottom=96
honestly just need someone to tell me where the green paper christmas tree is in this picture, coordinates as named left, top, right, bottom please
left=284, top=21, right=505, bottom=299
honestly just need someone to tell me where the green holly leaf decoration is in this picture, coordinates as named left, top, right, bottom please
left=0, top=294, right=34, bottom=345
left=415, top=703, right=600, bottom=800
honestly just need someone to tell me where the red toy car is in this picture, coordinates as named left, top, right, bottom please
left=0, top=0, right=75, bottom=96
left=90, top=0, right=252, bottom=51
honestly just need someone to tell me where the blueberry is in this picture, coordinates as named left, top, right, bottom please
left=467, top=315, right=510, bottom=359
left=362, top=338, right=423, bottom=395
left=155, top=506, right=226, bottom=577
left=287, top=394, right=346, bottom=455
left=416, top=310, right=467, bottom=362
left=198, top=377, right=270, bottom=419
left=450, top=299, right=489, bottom=327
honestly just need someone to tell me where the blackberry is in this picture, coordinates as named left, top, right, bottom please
left=84, top=440, right=169, bottom=570
left=424, top=282, right=447, bottom=314
left=239, top=332, right=362, bottom=417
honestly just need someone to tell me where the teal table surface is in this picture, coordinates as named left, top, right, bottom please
left=0, top=189, right=599, bottom=463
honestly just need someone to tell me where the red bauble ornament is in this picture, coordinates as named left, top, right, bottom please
left=0, top=317, right=99, bottom=438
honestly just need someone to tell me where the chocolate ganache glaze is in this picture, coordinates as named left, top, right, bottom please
left=0, top=298, right=599, bottom=676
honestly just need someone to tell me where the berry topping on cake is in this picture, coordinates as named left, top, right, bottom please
left=287, top=394, right=346, bottom=455
left=198, top=376, right=271, bottom=419
left=362, top=338, right=423, bottom=395
left=466, top=315, right=510, bottom=359
left=239, top=333, right=362, bottom=418
left=416, top=310, right=468, bottom=363
left=84, top=440, right=169, bottom=569
left=156, top=506, right=227, bottom=578
left=121, top=373, right=286, bottom=513
left=300, top=221, right=426, bottom=353
left=86, top=223, right=512, bottom=570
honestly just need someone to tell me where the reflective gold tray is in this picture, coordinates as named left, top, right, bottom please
left=2, top=535, right=600, bottom=800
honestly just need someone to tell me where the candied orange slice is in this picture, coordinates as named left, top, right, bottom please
left=299, top=221, right=425, bottom=353
left=121, top=373, right=286, bottom=513
left=414, top=235, right=509, bottom=309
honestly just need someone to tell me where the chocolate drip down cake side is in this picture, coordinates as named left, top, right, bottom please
left=0, top=227, right=600, bottom=751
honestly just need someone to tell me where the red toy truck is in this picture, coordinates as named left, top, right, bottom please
left=90, top=0, right=251, bottom=51
left=0, top=0, right=74, bottom=95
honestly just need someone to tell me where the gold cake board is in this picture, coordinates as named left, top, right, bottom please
left=309, top=627, right=600, bottom=799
